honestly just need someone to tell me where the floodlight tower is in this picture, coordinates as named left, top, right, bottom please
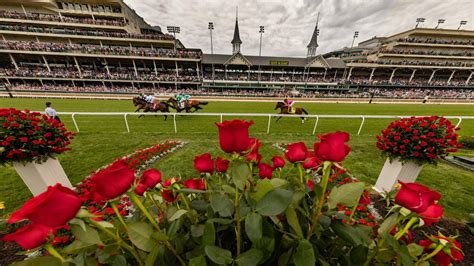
left=415, top=17, right=425, bottom=28
left=208, top=22, right=214, bottom=54
left=167, top=26, right=181, bottom=51
left=458, top=20, right=467, bottom=30
left=435, top=19, right=445, bottom=29
left=259, top=26, right=265, bottom=56
left=351, top=31, right=359, bottom=48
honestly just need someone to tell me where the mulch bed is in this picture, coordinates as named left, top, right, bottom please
left=0, top=240, right=25, bottom=265
left=371, top=194, right=473, bottom=264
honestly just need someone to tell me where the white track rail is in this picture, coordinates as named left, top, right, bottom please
left=54, top=112, right=473, bottom=135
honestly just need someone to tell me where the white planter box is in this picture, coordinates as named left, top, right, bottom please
left=374, top=158, right=423, bottom=193
left=13, top=158, right=72, bottom=196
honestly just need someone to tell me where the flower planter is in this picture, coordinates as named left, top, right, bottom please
left=374, top=158, right=423, bottom=193
left=13, top=158, right=72, bottom=196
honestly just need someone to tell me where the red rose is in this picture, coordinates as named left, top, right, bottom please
left=258, top=163, right=273, bottom=179
left=6, top=136, right=14, bottom=142
left=1, top=141, right=9, bottom=147
left=285, top=142, right=308, bottom=163
left=162, top=177, right=179, bottom=188
left=394, top=182, right=441, bottom=214
left=89, top=160, right=136, bottom=201
left=19, top=137, right=28, bottom=143
left=359, top=190, right=371, bottom=205
left=139, top=169, right=162, bottom=188
left=302, top=157, right=321, bottom=169
left=215, top=157, right=230, bottom=173
left=271, top=156, right=285, bottom=169
left=307, top=180, right=315, bottom=191
left=418, top=204, right=443, bottom=226
left=182, top=178, right=206, bottom=190
left=246, top=138, right=262, bottom=163
left=2, top=223, right=52, bottom=250
left=9, top=184, right=82, bottom=227
left=134, top=183, right=148, bottom=196
left=419, top=236, right=463, bottom=266
left=44, top=132, right=53, bottom=138
left=162, top=190, right=178, bottom=203
left=194, top=153, right=214, bottom=174
left=215, top=120, right=254, bottom=154
left=314, top=132, right=351, bottom=162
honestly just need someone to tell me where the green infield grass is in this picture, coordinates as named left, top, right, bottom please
left=0, top=98, right=473, bottom=221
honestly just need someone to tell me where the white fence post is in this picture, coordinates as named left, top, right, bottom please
left=312, top=115, right=319, bottom=135
left=124, top=114, right=130, bottom=133
left=220, top=114, right=223, bottom=123
left=71, top=113, right=80, bottom=132
left=455, top=117, right=462, bottom=128
left=267, top=115, right=271, bottom=134
left=357, top=116, right=365, bottom=136
left=173, top=114, right=177, bottom=133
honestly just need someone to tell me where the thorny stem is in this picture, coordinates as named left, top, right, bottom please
left=110, top=201, right=127, bottom=230
left=416, top=244, right=444, bottom=265
left=307, top=161, right=332, bottom=240
left=235, top=189, right=241, bottom=256
left=44, top=243, right=65, bottom=263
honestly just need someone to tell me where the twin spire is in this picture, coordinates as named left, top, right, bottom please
left=230, top=8, right=321, bottom=58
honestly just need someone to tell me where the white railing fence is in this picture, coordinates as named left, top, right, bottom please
left=55, top=112, right=473, bottom=135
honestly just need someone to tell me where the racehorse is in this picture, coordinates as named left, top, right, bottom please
left=132, top=97, right=172, bottom=120
left=167, top=97, right=208, bottom=113
left=274, top=102, right=309, bottom=123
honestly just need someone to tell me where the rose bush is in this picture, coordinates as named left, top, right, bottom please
left=2, top=120, right=462, bottom=265
left=376, top=116, right=461, bottom=165
left=0, top=108, right=75, bottom=165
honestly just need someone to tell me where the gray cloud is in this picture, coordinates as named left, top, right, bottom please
left=124, top=0, right=474, bottom=57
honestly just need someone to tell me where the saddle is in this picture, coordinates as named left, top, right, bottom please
left=288, top=106, right=296, bottom=114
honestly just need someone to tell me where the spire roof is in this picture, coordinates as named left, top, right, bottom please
left=231, top=8, right=242, bottom=44
left=307, top=12, right=320, bottom=48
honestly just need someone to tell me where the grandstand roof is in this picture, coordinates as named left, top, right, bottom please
left=202, top=54, right=346, bottom=68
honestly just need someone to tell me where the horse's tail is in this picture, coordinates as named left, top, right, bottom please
left=301, top=108, right=308, bottom=115
left=199, top=101, right=208, bottom=105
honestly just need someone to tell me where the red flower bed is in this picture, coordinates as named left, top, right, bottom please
left=0, top=108, right=74, bottom=164
left=376, top=116, right=461, bottom=165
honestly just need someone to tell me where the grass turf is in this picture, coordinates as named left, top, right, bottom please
left=0, top=98, right=473, bottom=221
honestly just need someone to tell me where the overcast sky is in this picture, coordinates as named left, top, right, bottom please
left=124, top=0, right=473, bottom=57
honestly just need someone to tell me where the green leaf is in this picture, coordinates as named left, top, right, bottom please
left=293, top=240, right=315, bottom=266
left=203, top=221, right=216, bottom=246
left=189, top=255, right=207, bottom=266
left=13, top=257, right=62, bottom=266
left=350, top=245, right=368, bottom=264
left=145, top=244, right=160, bottom=266
left=407, top=243, right=424, bottom=257
left=128, top=222, right=153, bottom=252
left=191, top=224, right=205, bottom=238
left=235, top=249, right=263, bottom=266
left=63, top=239, right=97, bottom=254
left=222, top=185, right=236, bottom=194
left=71, top=224, right=102, bottom=245
left=210, top=193, right=234, bottom=217
left=331, top=221, right=362, bottom=246
left=278, top=249, right=293, bottom=266
left=231, top=161, right=251, bottom=190
left=256, top=189, right=293, bottom=216
left=169, top=209, right=188, bottom=221
left=285, top=207, right=303, bottom=238
left=251, top=179, right=274, bottom=202
left=69, top=218, right=87, bottom=231
left=167, top=219, right=182, bottom=239
left=328, top=182, right=365, bottom=210
left=245, top=213, right=263, bottom=243
left=204, top=245, right=233, bottom=265
left=378, top=213, right=399, bottom=237
left=110, top=255, right=127, bottom=266
left=270, top=178, right=287, bottom=189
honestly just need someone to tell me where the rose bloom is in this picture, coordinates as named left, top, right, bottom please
left=271, top=156, right=285, bottom=169
left=419, top=236, right=464, bottom=266
left=89, top=160, right=136, bottom=201
left=182, top=178, right=206, bottom=190
left=194, top=153, right=214, bottom=174
left=395, top=182, right=443, bottom=225
left=215, top=157, right=230, bottom=173
left=9, top=184, right=82, bottom=227
left=2, top=223, right=52, bottom=250
left=139, top=169, right=162, bottom=188
left=258, top=163, right=273, bottom=179
left=162, top=190, right=178, bottom=203
left=314, top=132, right=351, bottom=162
left=285, top=142, right=308, bottom=163
left=215, top=120, right=254, bottom=154
left=302, top=157, right=321, bottom=170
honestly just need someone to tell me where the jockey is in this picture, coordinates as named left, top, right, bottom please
left=177, top=94, right=191, bottom=109
left=145, top=94, right=157, bottom=109
left=284, top=98, right=295, bottom=113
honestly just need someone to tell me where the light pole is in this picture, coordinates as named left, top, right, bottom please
left=167, top=26, right=181, bottom=51
left=435, top=19, right=445, bottom=29
left=415, top=17, right=425, bottom=28
left=351, top=31, right=359, bottom=48
left=208, top=22, right=214, bottom=54
left=458, top=20, right=467, bottom=30
left=259, top=26, right=265, bottom=56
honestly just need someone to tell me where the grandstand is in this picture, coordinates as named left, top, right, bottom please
left=0, top=0, right=473, bottom=100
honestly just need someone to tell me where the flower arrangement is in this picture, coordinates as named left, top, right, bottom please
left=2, top=120, right=463, bottom=265
left=0, top=108, right=75, bottom=165
left=376, top=116, right=461, bottom=165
